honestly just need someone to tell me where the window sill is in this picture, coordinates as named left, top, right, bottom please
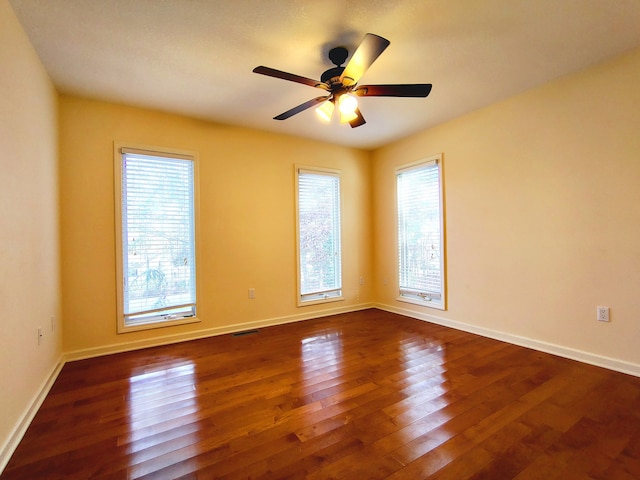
left=297, top=295, right=345, bottom=308
left=117, top=315, right=201, bottom=334
left=397, top=295, right=445, bottom=311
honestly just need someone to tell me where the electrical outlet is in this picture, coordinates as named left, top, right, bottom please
left=248, top=288, right=255, bottom=300
left=597, top=306, right=610, bottom=322
left=359, top=276, right=364, bottom=285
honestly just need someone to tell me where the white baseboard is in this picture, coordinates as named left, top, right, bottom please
left=65, top=303, right=376, bottom=362
left=0, top=355, right=65, bottom=474
left=376, top=303, right=640, bottom=378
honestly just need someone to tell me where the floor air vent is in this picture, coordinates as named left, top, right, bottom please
left=232, top=329, right=260, bottom=337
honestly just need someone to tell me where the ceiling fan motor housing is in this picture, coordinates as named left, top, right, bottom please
left=321, top=67, right=346, bottom=85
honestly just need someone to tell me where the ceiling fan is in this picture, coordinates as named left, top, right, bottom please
left=253, top=33, right=432, bottom=128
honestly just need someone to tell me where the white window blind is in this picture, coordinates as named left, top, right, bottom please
left=118, top=148, right=197, bottom=328
left=397, top=157, right=445, bottom=308
left=297, top=169, right=342, bottom=303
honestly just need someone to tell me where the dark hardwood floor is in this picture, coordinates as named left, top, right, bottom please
left=3, top=309, right=640, bottom=479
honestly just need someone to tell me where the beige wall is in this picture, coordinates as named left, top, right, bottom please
left=373, top=48, right=640, bottom=366
left=58, top=96, right=373, bottom=354
left=0, top=0, right=61, bottom=465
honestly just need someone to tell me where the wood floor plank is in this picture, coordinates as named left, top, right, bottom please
left=3, top=309, right=640, bottom=479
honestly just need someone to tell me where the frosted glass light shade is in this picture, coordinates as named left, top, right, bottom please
left=338, top=94, right=358, bottom=115
left=316, top=100, right=334, bottom=122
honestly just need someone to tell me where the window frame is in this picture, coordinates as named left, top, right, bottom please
left=295, top=165, right=344, bottom=307
left=114, top=142, right=201, bottom=333
left=396, top=153, right=446, bottom=310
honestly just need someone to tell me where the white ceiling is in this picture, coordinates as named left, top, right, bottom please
left=9, top=0, right=640, bottom=149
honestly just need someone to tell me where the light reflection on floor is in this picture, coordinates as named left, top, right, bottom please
left=300, top=329, right=345, bottom=396
left=387, top=334, right=454, bottom=456
left=124, top=361, right=199, bottom=459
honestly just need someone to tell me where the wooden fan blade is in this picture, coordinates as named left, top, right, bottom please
left=354, top=84, right=432, bottom=97
left=253, top=66, right=329, bottom=90
left=340, top=33, right=390, bottom=87
left=274, top=96, right=330, bottom=120
left=349, top=108, right=366, bottom=128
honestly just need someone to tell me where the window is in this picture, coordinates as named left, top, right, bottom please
left=114, top=145, right=199, bottom=332
left=296, top=167, right=343, bottom=305
left=396, top=154, right=446, bottom=309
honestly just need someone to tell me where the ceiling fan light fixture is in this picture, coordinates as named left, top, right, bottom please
left=316, top=100, right=334, bottom=122
left=338, top=93, right=358, bottom=115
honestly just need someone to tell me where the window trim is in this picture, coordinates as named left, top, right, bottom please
left=395, top=153, right=446, bottom=310
left=114, top=142, right=201, bottom=333
left=295, top=165, right=344, bottom=307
